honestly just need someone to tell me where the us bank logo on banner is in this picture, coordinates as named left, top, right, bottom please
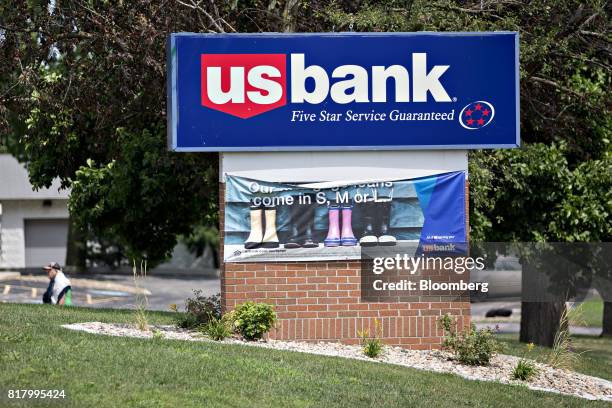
left=168, top=33, right=519, bottom=151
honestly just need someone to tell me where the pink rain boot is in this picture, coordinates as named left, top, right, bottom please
left=324, top=204, right=341, bottom=247
left=341, top=204, right=358, bottom=246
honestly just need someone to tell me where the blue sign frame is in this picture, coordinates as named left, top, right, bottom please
left=167, top=32, right=519, bottom=151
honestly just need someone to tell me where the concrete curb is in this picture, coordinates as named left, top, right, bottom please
left=16, top=275, right=151, bottom=296
left=0, top=271, right=21, bottom=281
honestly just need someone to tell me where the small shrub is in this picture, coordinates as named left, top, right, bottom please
left=222, top=310, right=236, bottom=326
left=438, top=313, right=502, bottom=366
left=174, top=291, right=221, bottom=329
left=513, top=359, right=538, bottom=381
left=363, top=339, right=383, bottom=358
left=359, top=319, right=384, bottom=358
left=233, top=302, right=277, bottom=341
left=200, top=316, right=232, bottom=341
left=185, top=291, right=222, bottom=321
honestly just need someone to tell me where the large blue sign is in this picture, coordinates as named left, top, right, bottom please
left=167, top=32, right=519, bottom=151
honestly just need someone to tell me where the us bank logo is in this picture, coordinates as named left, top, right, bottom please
left=201, top=54, right=287, bottom=119
left=200, top=52, right=454, bottom=119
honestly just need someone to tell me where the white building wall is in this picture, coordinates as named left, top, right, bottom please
left=221, top=150, right=468, bottom=183
left=0, top=154, right=69, bottom=200
left=0, top=199, right=69, bottom=269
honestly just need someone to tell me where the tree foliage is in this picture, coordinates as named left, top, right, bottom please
left=68, top=128, right=217, bottom=261
left=469, top=144, right=611, bottom=243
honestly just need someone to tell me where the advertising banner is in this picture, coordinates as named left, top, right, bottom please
left=167, top=32, right=519, bottom=151
left=223, top=172, right=466, bottom=262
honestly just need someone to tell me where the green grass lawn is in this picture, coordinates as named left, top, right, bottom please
left=1, top=304, right=611, bottom=408
left=570, top=297, right=604, bottom=328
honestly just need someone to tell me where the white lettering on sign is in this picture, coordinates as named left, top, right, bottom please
left=289, top=53, right=450, bottom=104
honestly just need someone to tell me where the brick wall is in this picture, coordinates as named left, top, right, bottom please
left=219, top=182, right=471, bottom=349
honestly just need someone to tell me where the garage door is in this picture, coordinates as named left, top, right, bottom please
left=24, top=219, right=69, bottom=268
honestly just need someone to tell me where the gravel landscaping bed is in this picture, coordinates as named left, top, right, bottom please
left=62, top=322, right=612, bottom=402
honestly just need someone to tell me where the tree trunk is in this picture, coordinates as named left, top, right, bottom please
left=602, top=301, right=612, bottom=337
left=519, top=301, right=565, bottom=347
left=519, top=258, right=566, bottom=347
left=65, top=215, right=87, bottom=274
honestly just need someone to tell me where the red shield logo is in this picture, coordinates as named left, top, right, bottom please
left=201, top=54, right=287, bottom=119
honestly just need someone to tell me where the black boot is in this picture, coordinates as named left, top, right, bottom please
left=359, top=199, right=377, bottom=247
left=284, top=201, right=302, bottom=249
left=302, top=195, right=319, bottom=248
left=377, top=197, right=396, bottom=246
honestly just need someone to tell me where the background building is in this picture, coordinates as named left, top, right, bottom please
left=0, top=154, right=70, bottom=271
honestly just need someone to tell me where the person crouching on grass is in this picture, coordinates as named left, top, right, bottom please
left=42, top=262, right=72, bottom=305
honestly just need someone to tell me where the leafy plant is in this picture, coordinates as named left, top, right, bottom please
left=438, top=314, right=502, bottom=366
left=512, top=343, right=538, bottom=381
left=186, top=291, right=221, bottom=320
left=174, top=291, right=222, bottom=330
left=222, top=310, right=237, bottom=326
left=232, top=302, right=277, bottom=341
left=358, top=319, right=384, bottom=358
left=513, top=359, right=538, bottom=381
left=200, top=316, right=232, bottom=341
